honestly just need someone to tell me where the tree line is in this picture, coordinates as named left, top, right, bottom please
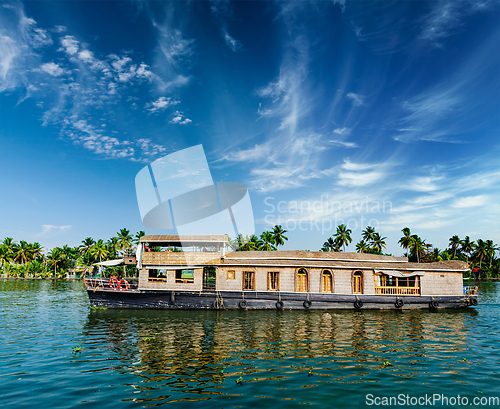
left=0, top=228, right=143, bottom=279
left=1, top=225, right=498, bottom=278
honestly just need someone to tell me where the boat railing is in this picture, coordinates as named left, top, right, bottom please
left=464, top=285, right=478, bottom=295
left=374, top=286, right=421, bottom=296
left=85, top=278, right=139, bottom=290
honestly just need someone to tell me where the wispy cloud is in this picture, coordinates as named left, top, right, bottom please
left=451, top=195, right=488, bottom=208
left=346, top=92, right=364, bottom=107
left=38, top=225, right=72, bottom=237
left=146, top=96, right=180, bottom=113
left=210, top=0, right=243, bottom=52
left=0, top=3, right=195, bottom=162
left=169, top=111, right=192, bottom=125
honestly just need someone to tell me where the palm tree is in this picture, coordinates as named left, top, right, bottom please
left=361, top=226, right=376, bottom=243
left=107, top=237, right=120, bottom=258
left=134, top=231, right=146, bottom=246
left=0, top=244, right=14, bottom=271
left=322, top=237, right=338, bottom=252
left=117, top=228, right=134, bottom=256
left=461, top=236, right=475, bottom=263
left=398, top=227, right=412, bottom=260
left=29, top=242, right=44, bottom=262
left=356, top=240, right=369, bottom=253
left=371, top=233, right=387, bottom=253
left=260, top=231, right=277, bottom=251
left=474, top=239, right=489, bottom=270
left=334, top=224, right=352, bottom=252
left=448, top=235, right=461, bottom=258
left=80, top=237, right=95, bottom=257
left=271, top=225, right=288, bottom=249
left=13, top=240, right=30, bottom=264
left=90, top=239, right=110, bottom=263
left=410, top=234, right=425, bottom=263
left=47, top=247, right=65, bottom=277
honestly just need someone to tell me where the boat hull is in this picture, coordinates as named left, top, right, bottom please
left=87, top=288, right=477, bottom=310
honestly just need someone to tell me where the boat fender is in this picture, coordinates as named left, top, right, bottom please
left=119, top=279, right=130, bottom=290
left=429, top=300, right=439, bottom=309
left=395, top=298, right=404, bottom=308
left=303, top=300, right=312, bottom=309
left=354, top=299, right=363, bottom=309
left=471, top=298, right=478, bottom=306
left=276, top=301, right=283, bottom=310
left=170, top=291, right=176, bottom=304
left=109, top=278, right=119, bottom=290
left=238, top=300, right=248, bottom=309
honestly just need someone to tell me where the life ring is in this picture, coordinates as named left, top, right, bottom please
left=276, top=301, right=283, bottom=310
left=354, top=299, right=363, bottom=309
left=238, top=300, right=248, bottom=309
left=470, top=298, right=478, bottom=306
left=429, top=300, right=439, bottom=309
left=109, top=278, right=119, bottom=290
left=303, top=300, right=312, bottom=309
left=395, top=298, right=404, bottom=308
left=119, top=279, right=130, bottom=290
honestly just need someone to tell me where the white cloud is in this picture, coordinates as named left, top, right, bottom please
left=38, top=225, right=72, bottom=236
left=346, top=92, right=364, bottom=106
left=146, top=96, right=180, bottom=113
left=224, top=32, right=242, bottom=52
left=407, top=176, right=444, bottom=192
left=40, top=62, right=65, bottom=77
left=329, top=140, right=358, bottom=148
left=333, top=127, right=351, bottom=136
left=452, top=195, right=488, bottom=208
left=169, top=111, right=192, bottom=125
left=59, top=35, right=79, bottom=55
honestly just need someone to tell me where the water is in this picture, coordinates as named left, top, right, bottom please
left=1, top=280, right=499, bottom=408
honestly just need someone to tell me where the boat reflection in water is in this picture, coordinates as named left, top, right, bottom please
left=82, top=308, right=478, bottom=406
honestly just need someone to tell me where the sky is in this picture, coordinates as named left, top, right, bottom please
left=0, top=0, right=499, bottom=256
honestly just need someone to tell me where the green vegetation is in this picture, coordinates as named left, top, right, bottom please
left=0, top=228, right=144, bottom=279
left=228, top=225, right=289, bottom=251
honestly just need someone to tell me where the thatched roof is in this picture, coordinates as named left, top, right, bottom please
left=139, top=235, right=228, bottom=246
left=221, top=251, right=467, bottom=272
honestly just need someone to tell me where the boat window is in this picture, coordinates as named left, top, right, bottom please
left=243, top=271, right=255, bottom=290
left=322, top=270, right=333, bottom=293
left=175, top=269, right=194, bottom=283
left=203, top=267, right=216, bottom=290
left=374, top=273, right=420, bottom=295
left=268, top=272, right=279, bottom=291
left=148, top=269, right=167, bottom=282
left=353, top=271, right=363, bottom=294
left=227, top=270, right=235, bottom=280
left=296, top=268, right=308, bottom=292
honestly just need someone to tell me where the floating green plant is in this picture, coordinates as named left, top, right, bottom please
left=463, top=358, right=468, bottom=362
left=235, top=376, right=243, bottom=385
left=382, top=361, right=392, bottom=368
left=308, top=369, right=313, bottom=376
left=72, top=344, right=82, bottom=353
left=90, top=306, right=107, bottom=310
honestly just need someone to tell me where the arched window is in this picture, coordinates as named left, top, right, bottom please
left=296, top=268, right=308, bottom=292
left=353, top=271, right=363, bottom=294
left=322, top=270, right=333, bottom=293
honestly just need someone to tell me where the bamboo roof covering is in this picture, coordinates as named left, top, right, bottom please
left=140, top=235, right=228, bottom=246
left=221, top=251, right=468, bottom=272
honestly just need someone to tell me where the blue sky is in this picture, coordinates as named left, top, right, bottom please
left=1, top=0, right=499, bottom=255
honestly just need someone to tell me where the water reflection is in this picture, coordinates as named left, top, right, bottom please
left=80, top=306, right=480, bottom=405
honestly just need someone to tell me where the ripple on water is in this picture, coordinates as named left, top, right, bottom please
left=1, top=280, right=499, bottom=408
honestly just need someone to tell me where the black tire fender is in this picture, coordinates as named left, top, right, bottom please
left=303, top=300, right=312, bottom=309
left=395, top=298, right=404, bottom=308
left=238, top=300, right=248, bottom=309
left=471, top=298, right=478, bottom=306
left=354, top=299, right=363, bottom=309
left=276, top=301, right=284, bottom=310
left=429, top=300, right=439, bottom=309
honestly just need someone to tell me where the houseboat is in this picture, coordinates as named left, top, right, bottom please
left=85, top=235, right=478, bottom=310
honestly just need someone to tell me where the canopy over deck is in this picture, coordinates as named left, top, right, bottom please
left=94, top=259, right=124, bottom=266
left=139, top=235, right=228, bottom=247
